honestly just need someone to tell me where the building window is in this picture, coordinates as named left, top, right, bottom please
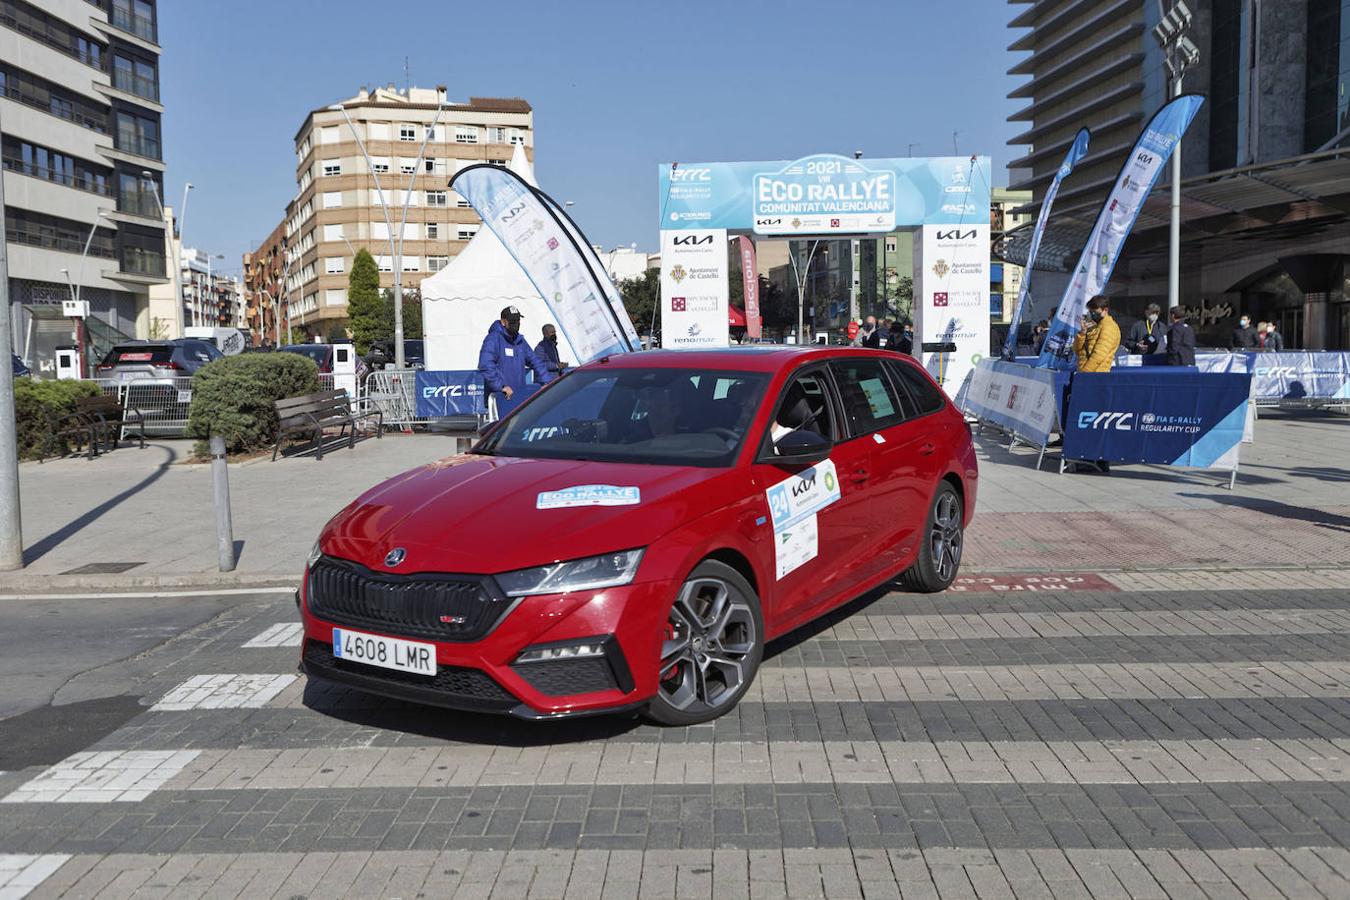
left=111, top=0, right=156, bottom=42
left=425, top=222, right=439, bottom=240
left=0, top=63, right=108, bottom=134
left=375, top=256, right=393, bottom=272
left=509, top=130, right=526, bottom=145
left=325, top=257, right=345, bottom=275
left=367, top=122, right=390, bottom=141
left=114, top=110, right=160, bottom=159
left=3, top=136, right=111, bottom=198
left=488, top=158, right=507, bottom=166
left=323, top=223, right=344, bottom=242
left=399, top=157, right=416, bottom=174
left=370, top=156, right=389, bottom=174
left=886, top=240, right=897, bottom=252
left=399, top=124, right=416, bottom=142
left=424, top=158, right=445, bottom=174
left=320, top=125, right=339, bottom=144
left=428, top=255, right=449, bottom=272
left=402, top=256, right=420, bottom=272
left=111, top=55, right=158, bottom=101
left=456, top=198, right=471, bottom=208
left=115, top=171, right=156, bottom=216
left=325, top=288, right=347, bottom=307
left=455, top=125, right=478, bottom=144
left=458, top=226, right=479, bottom=241
left=489, top=126, right=508, bottom=144
left=426, top=190, right=448, bottom=206
left=322, top=159, right=341, bottom=176
left=322, top=191, right=342, bottom=209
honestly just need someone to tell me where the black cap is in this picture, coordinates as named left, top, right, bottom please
left=501, top=305, right=522, bottom=321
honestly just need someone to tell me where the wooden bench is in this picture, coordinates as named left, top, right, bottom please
left=273, top=389, right=382, bottom=461
left=43, top=394, right=146, bottom=461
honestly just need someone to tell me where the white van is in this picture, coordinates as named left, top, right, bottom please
left=183, top=327, right=248, bottom=356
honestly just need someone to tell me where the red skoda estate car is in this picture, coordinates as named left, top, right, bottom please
left=299, top=347, right=977, bottom=724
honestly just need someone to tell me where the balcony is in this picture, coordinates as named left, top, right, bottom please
left=7, top=225, right=115, bottom=258
left=1, top=83, right=107, bottom=135
left=0, top=7, right=105, bottom=71
left=110, top=7, right=155, bottom=43
left=2, top=156, right=111, bottom=197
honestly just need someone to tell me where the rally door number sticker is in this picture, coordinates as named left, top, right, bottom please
left=764, top=459, right=840, bottom=579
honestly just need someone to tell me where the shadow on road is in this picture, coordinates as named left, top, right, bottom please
left=24, top=445, right=176, bottom=565
left=1179, top=492, right=1350, bottom=534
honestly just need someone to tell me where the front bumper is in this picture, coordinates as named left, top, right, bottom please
left=298, top=574, right=671, bottom=719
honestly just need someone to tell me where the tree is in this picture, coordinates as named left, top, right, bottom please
left=893, top=276, right=914, bottom=322
left=347, top=249, right=384, bottom=354
left=326, top=321, right=350, bottom=343
left=758, top=276, right=795, bottom=329
left=619, top=267, right=660, bottom=335
left=381, top=287, right=422, bottom=341
left=288, top=326, right=310, bottom=345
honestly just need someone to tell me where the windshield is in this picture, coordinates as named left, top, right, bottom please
left=280, top=345, right=329, bottom=364
left=480, top=368, right=768, bottom=467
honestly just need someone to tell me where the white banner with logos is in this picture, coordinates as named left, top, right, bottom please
left=660, top=228, right=729, bottom=349
left=913, top=223, right=990, bottom=396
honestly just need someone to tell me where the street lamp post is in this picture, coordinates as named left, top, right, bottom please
left=788, top=240, right=824, bottom=344
left=1153, top=1, right=1199, bottom=311
left=332, top=98, right=446, bottom=369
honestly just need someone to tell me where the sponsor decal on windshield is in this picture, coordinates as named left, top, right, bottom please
left=536, top=485, right=641, bottom=510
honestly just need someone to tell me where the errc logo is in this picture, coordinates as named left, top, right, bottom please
left=1077, top=411, right=1135, bottom=430
left=1255, top=366, right=1298, bottom=378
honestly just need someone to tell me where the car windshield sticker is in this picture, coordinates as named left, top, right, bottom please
left=765, top=459, right=839, bottom=579
left=774, top=512, right=818, bottom=579
left=872, top=433, right=886, bottom=444
left=860, top=377, right=895, bottom=417
left=536, top=485, right=641, bottom=510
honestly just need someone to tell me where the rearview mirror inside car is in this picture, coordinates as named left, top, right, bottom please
left=770, top=429, right=832, bottom=465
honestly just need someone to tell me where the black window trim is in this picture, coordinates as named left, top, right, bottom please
left=754, top=360, right=845, bottom=463
left=883, top=356, right=948, bottom=421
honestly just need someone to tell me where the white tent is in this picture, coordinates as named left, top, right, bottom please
left=420, top=145, right=578, bottom=371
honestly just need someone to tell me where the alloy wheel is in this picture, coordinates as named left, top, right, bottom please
left=658, top=576, right=757, bottom=711
left=929, top=491, right=963, bottom=582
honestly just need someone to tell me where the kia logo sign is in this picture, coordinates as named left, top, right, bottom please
left=935, top=228, right=977, bottom=241
left=672, top=235, right=714, bottom=246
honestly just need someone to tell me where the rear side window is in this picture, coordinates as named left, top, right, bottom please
left=886, top=359, right=946, bottom=415
left=180, top=341, right=221, bottom=364
left=830, top=359, right=911, bottom=436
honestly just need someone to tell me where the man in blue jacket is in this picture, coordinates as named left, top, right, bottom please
left=478, top=306, right=554, bottom=403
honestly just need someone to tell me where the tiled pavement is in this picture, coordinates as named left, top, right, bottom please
left=7, top=585, right=1350, bottom=896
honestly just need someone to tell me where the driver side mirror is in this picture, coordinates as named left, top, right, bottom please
left=769, top=429, right=832, bottom=465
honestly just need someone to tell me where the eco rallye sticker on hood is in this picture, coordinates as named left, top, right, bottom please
left=536, top=485, right=642, bottom=510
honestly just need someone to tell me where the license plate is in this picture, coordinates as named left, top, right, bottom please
left=332, top=628, right=436, bottom=676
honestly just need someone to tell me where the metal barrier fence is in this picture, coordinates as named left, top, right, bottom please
left=93, top=373, right=339, bottom=439
left=360, top=370, right=481, bottom=432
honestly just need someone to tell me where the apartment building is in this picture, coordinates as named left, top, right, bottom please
left=1, top=0, right=166, bottom=375
left=1005, top=0, right=1350, bottom=349
left=283, top=85, right=533, bottom=338
left=242, top=216, right=287, bottom=347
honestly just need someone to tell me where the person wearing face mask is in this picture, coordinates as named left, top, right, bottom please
left=1073, top=296, right=1120, bottom=373
left=853, top=315, right=881, bottom=348
left=1231, top=315, right=1258, bottom=350
left=478, top=305, right=554, bottom=406
left=533, top=323, right=569, bottom=377
left=1128, top=303, right=1165, bottom=355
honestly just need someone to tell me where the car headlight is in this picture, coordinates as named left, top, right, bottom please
left=307, top=541, right=322, bottom=570
left=495, top=549, right=644, bottom=598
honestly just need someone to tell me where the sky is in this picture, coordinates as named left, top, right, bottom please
left=159, top=0, right=1025, bottom=276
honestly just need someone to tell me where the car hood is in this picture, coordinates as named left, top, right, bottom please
left=320, top=454, right=741, bottom=575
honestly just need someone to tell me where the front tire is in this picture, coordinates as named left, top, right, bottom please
left=900, top=482, right=965, bottom=593
left=645, top=560, right=763, bottom=726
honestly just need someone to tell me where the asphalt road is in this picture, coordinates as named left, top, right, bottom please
left=3, top=581, right=1350, bottom=897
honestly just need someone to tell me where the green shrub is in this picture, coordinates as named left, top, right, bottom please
left=13, top=378, right=102, bottom=460
left=187, top=353, right=320, bottom=455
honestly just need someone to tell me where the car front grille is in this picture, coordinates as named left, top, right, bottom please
left=303, top=640, right=516, bottom=710
left=306, top=556, right=512, bottom=642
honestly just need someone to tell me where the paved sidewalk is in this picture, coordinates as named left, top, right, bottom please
left=6, top=410, right=1348, bottom=590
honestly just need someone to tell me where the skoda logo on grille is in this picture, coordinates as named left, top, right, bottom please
left=384, top=547, right=407, bottom=567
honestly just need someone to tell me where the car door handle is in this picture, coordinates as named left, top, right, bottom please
left=849, top=466, right=869, bottom=484
left=919, top=442, right=936, bottom=456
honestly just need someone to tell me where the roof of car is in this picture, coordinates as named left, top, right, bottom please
left=593, top=346, right=900, bottom=373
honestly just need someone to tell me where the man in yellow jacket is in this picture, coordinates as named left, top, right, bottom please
left=1074, top=296, right=1120, bottom=372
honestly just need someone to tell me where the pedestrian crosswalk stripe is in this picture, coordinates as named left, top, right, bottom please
left=1, top=752, right=198, bottom=804
left=152, top=674, right=296, bottom=711
left=241, top=623, right=303, bottom=648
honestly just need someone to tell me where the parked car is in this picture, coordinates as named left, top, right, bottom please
left=278, top=343, right=368, bottom=381
left=299, top=346, right=978, bottom=724
left=364, top=339, right=425, bottom=370
left=94, top=339, right=223, bottom=380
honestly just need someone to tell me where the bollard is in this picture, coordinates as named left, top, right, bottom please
left=210, top=435, right=236, bottom=572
